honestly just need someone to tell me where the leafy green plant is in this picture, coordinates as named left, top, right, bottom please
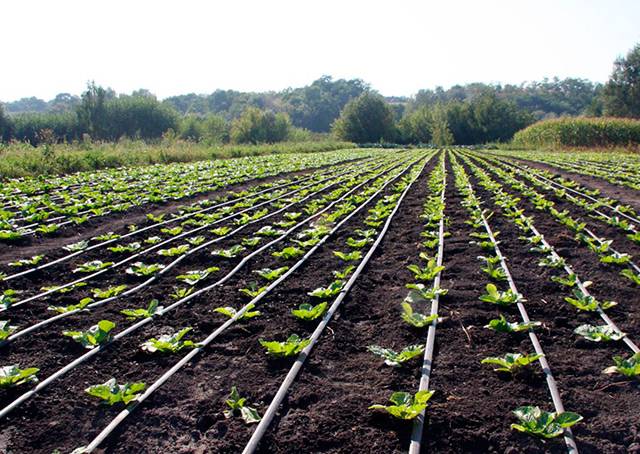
left=407, top=259, right=445, bottom=282
left=108, top=242, right=142, bottom=253
left=481, top=353, right=543, bottom=374
left=538, top=254, right=566, bottom=269
left=308, top=280, right=344, bottom=299
left=144, top=236, right=162, bottom=244
left=484, top=315, right=541, bottom=333
left=170, top=286, right=194, bottom=299
left=121, top=300, right=163, bottom=319
left=141, top=327, right=199, bottom=353
left=621, top=268, right=640, bottom=285
left=242, top=237, right=261, bottom=247
left=334, top=250, right=362, bottom=262
left=333, top=265, right=355, bottom=280
left=74, top=260, right=114, bottom=273
left=36, top=223, right=59, bottom=235
left=256, top=225, right=283, bottom=237
left=86, top=378, right=147, bottom=405
left=214, top=303, right=261, bottom=320
left=565, top=289, right=617, bottom=311
left=186, top=235, right=206, bottom=246
left=158, top=244, right=190, bottom=257
left=479, top=284, right=523, bottom=306
left=92, top=285, right=128, bottom=299
left=480, top=261, right=507, bottom=281
left=224, top=386, right=261, bottom=424
left=9, top=255, right=44, bottom=267
left=161, top=226, right=183, bottom=236
left=210, top=226, right=231, bottom=236
left=259, top=334, right=310, bottom=357
left=603, top=353, right=640, bottom=378
left=400, top=302, right=438, bottom=328
left=63, top=320, right=115, bottom=349
left=600, top=252, right=631, bottom=265
left=41, top=282, right=87, bottom=294
left=369, top=390, right=434, bottom=420
left=63, top=240, right=89, bottom=252
left=511, top=406, right=583, bottom=439
left=0, top=320, right=17, bottom=341
left=93, top=232, right=121, bottom=241
left=574, top=324, right=626, bottom=342
left=239, top=283, right=267, bottom=298
left=0, top=364, right=39, bottom=388
left=291, top=302, right=327, bottom=321
left=48, top=297, right=94, bottom=314
left=405, top=283, right=448, bottom=300
left=212, top=244, right=246, bottom=258
left=254, top=266, right=289, bottom=281
left=0, top=290, right=19, bottom=310
left=551, top=273, right=579, bottom=288
left=272, top=246, right=305, bottom=260
left=176, top=266, right=219, bottom=285
left=345, top=237, right=371, bottom=249
left=126, top=262, right=165, bottom=277
left=368, top=344, right=425, bottom=367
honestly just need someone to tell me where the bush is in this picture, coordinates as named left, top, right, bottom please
left=10, top=111, right=81, bottom=144
left=230, top=107, right=291, bottom=144
left=332, top=93, right=396, bottom=143
left=512, top=117, right=640, bottom=148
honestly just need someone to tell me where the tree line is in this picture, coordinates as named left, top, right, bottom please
left=1, top=43, right=639, bottom=145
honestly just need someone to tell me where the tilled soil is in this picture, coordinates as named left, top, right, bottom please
left=1, top=151, right=639, bottom=454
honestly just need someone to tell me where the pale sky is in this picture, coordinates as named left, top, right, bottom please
left=2, top=0, right=639, bottom=102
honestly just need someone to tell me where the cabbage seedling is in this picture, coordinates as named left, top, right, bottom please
left=259, top=334, right=310, bottom=358
left=63, top=320, right=115, bottom=349
left=369, top=390, right=434, bottom=420
left=511, top=406, right=582, bottom=439
left=86, top=378, right=146, bottom=405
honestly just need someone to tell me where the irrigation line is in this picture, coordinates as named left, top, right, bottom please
left=468, top=180, right=579, bottom=454
left=486, top=155, right=640, bottom=227
left=0, top=153, right=427, bottom=422
left=409, top=152, right=447, bottom=454
left=467, top=153, right=640, bottom=276
left=1, top=162, right=385, bottom=344
left=1, top=161, right=379, bottom=311
left=10, top=158, right=356, bottom=236
left=2, top=158, right=375, bottom=282
left=72, top=152, right=433, bottom=453
left=461, top=153, right=640, bottom=354
left=241, top=154, right=431, bottom=454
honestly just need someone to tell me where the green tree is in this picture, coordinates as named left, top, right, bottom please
left=0, top=104, right=12, bottom=141
left=230, top=107, right=291, bottom=144
left=76, top=82, right=110, bottom=139
left=603, top=43, right=640, bottom=118
left=430, top=105, right=454, bottom=146
left=331, top=93, right=396, bottom=143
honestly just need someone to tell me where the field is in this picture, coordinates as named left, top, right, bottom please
left=1, top=147, right=639, bottom=454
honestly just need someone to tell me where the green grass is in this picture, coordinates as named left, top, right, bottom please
left=0, top=140, right=355, bottom=179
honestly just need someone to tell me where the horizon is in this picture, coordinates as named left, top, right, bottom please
left=2, top=0, right=639, bottom=103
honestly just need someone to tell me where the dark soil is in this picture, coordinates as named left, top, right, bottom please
left=1, top=151, right=639, bottom=454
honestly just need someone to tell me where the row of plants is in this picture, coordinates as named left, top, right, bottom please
left=369, top=152, right=447, bottom=433
left=457, top=152, right=639, bottom=380
left=450, top=152, right=584, bottom=444
left=0, top=149, right=378, bottom=240
left=463, top=152, right=640, bottom=289
left=0, top=153, right=429, bottom=434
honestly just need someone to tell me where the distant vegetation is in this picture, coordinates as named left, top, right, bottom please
left=512, top=117, right=640, bottom=149
left=0, top=43, right=638, bottom=147
left=0, top=140, right=354, bottom=179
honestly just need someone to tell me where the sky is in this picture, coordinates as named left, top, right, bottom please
left=1, top=0, right=639, bottom=102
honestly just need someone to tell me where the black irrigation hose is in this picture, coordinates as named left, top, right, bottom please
left=484, top=154, right=640, bottom=227
left=1, top=160, right=380, bottom=310
left=0, top=153, right=425, bottom=422
left=409, top=152, right=447, bottom=454
left=2, top=157, right=376, bottom=282
left=241, top=155, right=432, bottom=454
left=1, top=161, right=385, bottom=344
left=72, top=152, right=434, bottom=453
